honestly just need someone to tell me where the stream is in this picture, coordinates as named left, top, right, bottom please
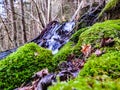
left=31, top=21, right=75, bottom=54
left=0, top=2, right=104, bottom=60
left=0, top=21, right=75, bottom=59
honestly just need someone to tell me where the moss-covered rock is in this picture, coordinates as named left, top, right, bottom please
left=49, top=75, right=120, bottom=90
left=0, top=43, right=53, bottom=90
left=49, top=19, right=120, bottom=89
left=76, top=19, right=120, bottom=49
left=80, top=51, right=120, bottom=78
left=52, top=19, right=120, bottom=70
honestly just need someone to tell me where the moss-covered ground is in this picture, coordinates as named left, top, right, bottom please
left=0, top=19, right=120, bottom=90
left=0, top=43, right=53, bottom=90
left=49, top=19, right=120, bottom=90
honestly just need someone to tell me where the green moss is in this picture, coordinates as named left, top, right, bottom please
left=77, top=20, right=120, bottom=78
left=77, top=20, right=120, bottom=49
left=52, top=20, right=120, bottom=69
left=49, top=19, right=120, bottom=89
left=49, top=75, right=120, bottom=90
left=99, top=0, right=120, bottom=17
left=49, top=51, right=120, bottom=90
left=70, top=27, right=89, bottom=43
left=52, top=42, right=74, bottom=68
left=80, top=51, right=120, bottom=78
left=0, top=43, right=53, bottom=90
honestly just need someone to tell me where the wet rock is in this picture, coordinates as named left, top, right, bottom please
left=0, top=48, right=16, bottom=60
left=37, top=74, right=56, bottom=90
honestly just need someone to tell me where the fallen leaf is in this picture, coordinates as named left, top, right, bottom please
left=81, top=44, right=92, bottom=58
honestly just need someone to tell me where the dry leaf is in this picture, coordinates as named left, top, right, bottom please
left=81, top=44, right=92, bottom=57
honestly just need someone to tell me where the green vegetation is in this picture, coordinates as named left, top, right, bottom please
left=49, top=19, right=120, bottom=89
left=52, top=42, right=73, bottom=67
left=49, top=75, right=120, bottom=90
left=76, top=19, right=120, bottom=49
left=52, top=27, right=88, bottom=68
left=80, top=51, right=120, bottom=78
left=0, top=43, right=53, bottom=90
left=70, top=27, right=89, bottom=43
left=99, top=0, right=120, bottom=17
left=0, top=19, right=120, bottom=90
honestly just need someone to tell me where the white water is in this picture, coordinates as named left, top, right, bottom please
left=46, top=21, right=75, bottom=54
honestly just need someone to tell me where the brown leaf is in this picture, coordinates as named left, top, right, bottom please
left=81, top=44, right=92, bottom=57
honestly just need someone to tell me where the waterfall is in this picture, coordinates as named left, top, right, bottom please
left=32, top=21, right=75, bottom=54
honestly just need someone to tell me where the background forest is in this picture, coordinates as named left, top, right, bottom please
left=0, top=0, right=105, bottom=52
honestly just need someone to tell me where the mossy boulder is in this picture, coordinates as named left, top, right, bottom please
left=80, top=51, right=120, bottom=78
left=0, top=43, right=53, bottom=90
left=49, top=51, right=120, bottom=90
left=76, top=20, right=120, bottom=78
left=76, top=19, right=120, bottom=49
left=52, top=19, right=120, bottom=70
left=49, top=19, right=120, bottom=89
left=49, top=75, right=120, bottom=90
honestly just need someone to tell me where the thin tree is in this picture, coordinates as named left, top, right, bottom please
left=20, top=0, right=27, bottom=43
left=10, top=0, right=17, bottom=47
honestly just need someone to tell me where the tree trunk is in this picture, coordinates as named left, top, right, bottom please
left=10, top=0, right=17, bottom=47
left=47, top=0, right=51, bottom=23
left=21, top=0, right=27, bottom=43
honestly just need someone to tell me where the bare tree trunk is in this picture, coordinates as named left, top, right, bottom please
left=0, top=16, right=13, bottom=44
left=10, top=0, right=17, bottom=47
left=4, top=0, right=8, bottom=15
left=20, top=0, right=27, bottom=43
left=31, top=0, right=45, bottom=28
left=71, top=0, right=84, bottom=21
left=47, top=0, right=51, bottom=23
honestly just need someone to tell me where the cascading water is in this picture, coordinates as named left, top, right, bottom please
left=0, top=0, right=104, bottom=59
left=0, top=21, right=75, bottom=59
left=33, top=21, right=75, bottom=54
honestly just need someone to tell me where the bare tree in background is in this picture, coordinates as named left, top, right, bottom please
left=0, top=0, right=103, bottom=52
left=20, top=0, right=27, bottom=43
left=10, top=0, right=17, bottom=47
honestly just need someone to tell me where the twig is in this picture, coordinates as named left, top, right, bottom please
left=70, top=0, right=84, bottom=21
left=0, top=16, right=13, bottom=44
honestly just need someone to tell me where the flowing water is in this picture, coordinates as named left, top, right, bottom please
left=0, top=2, right=104, bottom=59
left=0, top=21, right=75, bottom=59
left=34, top=21, right=75, bottom=54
